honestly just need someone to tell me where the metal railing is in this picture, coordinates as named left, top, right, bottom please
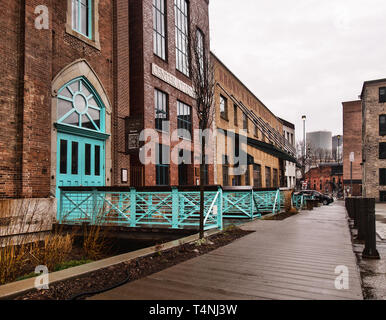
left=58, top=186, right=283, bottom=231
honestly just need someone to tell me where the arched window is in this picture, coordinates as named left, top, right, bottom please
left=57, top=78, right=104, bottom=132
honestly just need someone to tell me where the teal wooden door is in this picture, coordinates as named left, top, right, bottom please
left=57, top=132, right=105, bottom=192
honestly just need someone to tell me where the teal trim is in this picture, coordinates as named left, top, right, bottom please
left=55, top=123, right=109, bottom=141
left=73, top=0, right=92, bottom=39
left=57, top=187, right=282, bottom=230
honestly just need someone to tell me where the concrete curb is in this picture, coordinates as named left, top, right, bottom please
left=0, top=229, right=222, bottom=300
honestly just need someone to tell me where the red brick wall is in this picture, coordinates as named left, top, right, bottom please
left=0, top=0, right=115, bottom=198
left=129, top=0, right=212, bottom=186
left=342, top=100, right=362, bottom=196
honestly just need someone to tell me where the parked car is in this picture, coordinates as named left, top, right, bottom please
left=295, top=190, right=334, bottom=206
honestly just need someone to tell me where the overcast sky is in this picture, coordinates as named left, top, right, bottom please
left=209, top=0, right=386, bottom=141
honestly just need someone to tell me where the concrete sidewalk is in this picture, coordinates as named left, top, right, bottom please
left=90, top=202, right=363, bottom=300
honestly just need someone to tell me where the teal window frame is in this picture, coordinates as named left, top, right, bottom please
left=57, top=77, right=106, bottom=135
left=72, top=0, right=93, bottom=39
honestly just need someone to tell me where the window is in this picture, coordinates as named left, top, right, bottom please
left=153, top=0, right=166, bottom=60
left=156, top=144, right=170, bottom=185
left=243, top=112, right=248, bottom=131
left=254, top=125, right=258, bottom=138
left=380, top=115, right=386, bottom=136
left=380, top=143, right=386, bottom=159
left=233, top=105, right=238, bottom=126
left=253, top=164, right=262, bottom=188
left=71, top=142, right=79, bottom=175
left=196, top=29, right=204, bottom=77
left=265, top=166, right=271, bottom=188
left=380, top=87, right=386, bottom=103
left=155, top=89, right=169, bottom=131
left=174, top=0, right=190, bottom=76
left=380, top=169, right=386, bottom=186
left=245, top=165, right=250, bottom=186
left=57, top=78, right=103, bottom=132
left=72, top=0, right=92, bottom=38
left=60, top=140, right=68, bottom=174
left=177, top=101, right=192, bottom=139
left=223, top=155, right=229, bottom=186
left=220, top=95, right=228, bottom=120
left=273, top=169, right=278, bottom=188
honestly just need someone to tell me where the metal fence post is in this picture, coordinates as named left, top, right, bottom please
left=362, top=198, right=380, bottom=260
left=130, top=188, right=136, bottom=227
left=217, top=187, right=223, bottom=230
left=172, top=187, right=179, bottom=229
left=59, top=188, right=64, bottom=223
left=92, top=189, right=97, bottom=225
left=250, top=190, right=254, bottom=219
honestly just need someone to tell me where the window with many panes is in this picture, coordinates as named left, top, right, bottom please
left=177, top=101, right=192, bottom=139
left=155, top=89, right=169, bottom=131
left=156, top=144, right=170, bottom=185
left=196, top=29, right=204, bottom=77
left=153, top=0, right=166, bottom=60
left=174, top=0, right=190, bottom=76
left=380, top=87, right=386, bottom=103
left=72, top=0, right=92, bottom=38
left=220, top=95, right=228, bottom=120
left=380, top=143, right=386, bottom=159
left=380, top=115, right=386, bottom=136
left=253, top=164, right=262, bottom=188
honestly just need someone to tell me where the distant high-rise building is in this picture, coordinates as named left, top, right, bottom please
left=306, top=131, right=332, bottom=155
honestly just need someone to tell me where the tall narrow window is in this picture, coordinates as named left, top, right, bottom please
left=380, top=143, right=386, bottom=159
left=273, top=168, right=278, bottom=188
left=60, top=140, right=68, bottom=174
left=220, top=95, right=228, bottom=120
left=174, top=0, right=190, bottom=76
left=253, top=164, right=262, bottom=188
left=196, top=29, right=204, bottom=77
left=380, top=87, right=386, bottom=103
left=156, top=144, right=170, bottom=186
left=155, top=89, right=169, bottom=131
left=222, top=155, right=229, bottom=186
left=380, top=115, right=386, bottom=136
left=177, top=101, right=192, bottom=140
left=243, top=112, right=248, bottom=131
left=265, top=166, right=271, bottom=188
left=234, top=105, right=238, bottom=126
left=153, top=0, right=166, bottom=60
left=72, top=0, right=92, bottom=38
left=71, top=141, right=78, bottom=175
left=85, top=143, right=91, bottom=176
left=95, top=145, right=101, bottom=176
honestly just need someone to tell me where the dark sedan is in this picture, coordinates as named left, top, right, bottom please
left=295, top=190, right=334, bottom=205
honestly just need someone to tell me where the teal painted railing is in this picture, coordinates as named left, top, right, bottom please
left=292, top=193, right=315, bottom=210
left=58, top=186, right=283, bottom=230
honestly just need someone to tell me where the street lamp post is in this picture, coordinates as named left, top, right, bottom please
left=302, top=115, right=306, bottom=188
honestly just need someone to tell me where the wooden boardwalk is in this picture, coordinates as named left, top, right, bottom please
left=91, top=202, right=363, bottom=300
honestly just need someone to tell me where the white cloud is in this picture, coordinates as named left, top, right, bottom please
left=209, top=0, right=386, bottom=141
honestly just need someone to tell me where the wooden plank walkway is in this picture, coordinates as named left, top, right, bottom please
left=90, top=202, right=363, bottom=300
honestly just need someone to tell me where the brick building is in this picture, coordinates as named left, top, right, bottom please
left=342, top=100, right=362, bottom=196
left=211, top=54, right=297, bottom=188
left=305, top=163, right=343, bottom=195
left=279, top=118, right=296, bottom=188
left=361, top=79, right=386, bottom=201
left=128, top=0, right=212, bottom=187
